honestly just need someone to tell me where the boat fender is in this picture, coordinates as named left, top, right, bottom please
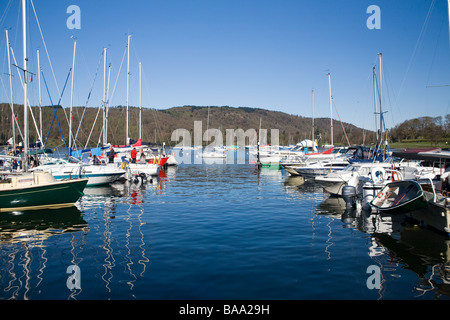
left=371, top=167, right=385, bottom=184
left=121, top=161, right=127, bottom=169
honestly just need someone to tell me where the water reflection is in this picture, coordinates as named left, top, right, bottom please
left=0, top=206, right=87, bottom=245
left=373, top=227, right=450, bottom=298
left=0, top=206, right=87, bottom=300
left=315, top=188, right=450, bottom=299
left=78, top=176, right=159, bottom=298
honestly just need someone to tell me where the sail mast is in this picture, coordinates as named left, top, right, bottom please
left=37, top=49, right=42, bottom=147
left=448, top=0, right=450, bottom=44
left=126, top=34, right=131, bottom=145
left=102, top=47, right=107, bottom=145
left=327, top=73, right=333, bottom=146
left=105, top=62, right=111, bottom=144
left=139, top=61, right=142, bottom=141
left=311, top=89, right=314, bottom=143
left=69, top=37, right=77, bottom=152
left=22, top=0, right=28, bottom=172
left=378, top=53, right=383, bottom=148
left=5, top=30, right=15, bottom=152
left=372, top=66, right=378, bottom=142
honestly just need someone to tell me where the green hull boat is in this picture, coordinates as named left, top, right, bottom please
left=370, top=180, right=428, bottom=214
left=0, top=171, right=88, bottom=212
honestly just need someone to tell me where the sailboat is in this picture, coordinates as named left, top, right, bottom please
left=119, top=35, right=159, bottom=177
left=31, top=39, right=126, bottom=186
left=0, top=0, right=88, bottom=212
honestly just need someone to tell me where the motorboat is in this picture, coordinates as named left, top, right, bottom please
left=370, top=180, right=428, bottom=214
left=293, top=158, right=350, bottom=179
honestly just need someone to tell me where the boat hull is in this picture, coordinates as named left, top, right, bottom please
left=127, top=163, right=160, bottom=176
left=315, top=178, right=347, bottom=196
left=405, top=195, right=450, bottom=236
left=370, top=180, right=428, bottom=214
left=0, top=177, right=88, bottom=212
left=53, top=172, right=125, bottom=186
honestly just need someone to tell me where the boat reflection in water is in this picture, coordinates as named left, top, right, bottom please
left=317, top=193, right=450, bottom=298
left=0, top=206, right=87, bottom=300
left=0, top=206, right=87, bottom=245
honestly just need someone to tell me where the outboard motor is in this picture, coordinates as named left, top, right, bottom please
left=342, top=185, right=357, bottom=209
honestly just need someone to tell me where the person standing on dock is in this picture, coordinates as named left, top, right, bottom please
left=131, top=148, right=137, bottom=163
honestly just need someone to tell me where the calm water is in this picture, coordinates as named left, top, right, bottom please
left=1, top=161, right=450, bottom=300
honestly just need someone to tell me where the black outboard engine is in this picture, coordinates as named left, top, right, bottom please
left=342, top=185, right=357, bottom=209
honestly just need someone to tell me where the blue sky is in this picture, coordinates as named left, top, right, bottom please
left=0, top=0, right=449, bottom=133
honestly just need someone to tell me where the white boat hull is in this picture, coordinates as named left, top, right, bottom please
left=127, top=163, right=160, bottom=176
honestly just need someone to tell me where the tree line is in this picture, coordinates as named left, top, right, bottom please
left=0, top=103, right=383, bottom=148
left=388, top=115, right=450, bottom=145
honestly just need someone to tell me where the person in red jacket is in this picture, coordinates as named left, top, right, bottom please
left=130, top=148, right=137, bottom=163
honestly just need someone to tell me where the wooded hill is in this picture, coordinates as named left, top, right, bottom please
left=0, top=103, right=376, bottom=148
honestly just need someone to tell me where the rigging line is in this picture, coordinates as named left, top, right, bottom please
left=42, top=69, right=70, bottom=148
left=383, top=68, right=396, bottom=129
left=74, top=49, right=103, bottom=144
left=0, top=0, right=14, bottom=27
left=331, top=98, right=350, bottom=146
left=426, top=13, right=446, bottom=88
left=84, top=106, right=102, bottom=149
left=29, top=0, right=61, bottom=100
left=10, top=46, right=45, bottom=146
left=0, top=73, right=24, bottom=141
left=108, top=44, right=127, bottom=107
left=396, top=0, right=436, bottom=102
left=141, top=63, right=165, bottom=143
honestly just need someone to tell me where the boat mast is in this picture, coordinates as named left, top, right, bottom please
left=327, top=73, right=333, bottom=146
left=126, top=34, right=131, bottom=145
left=378, top=53, right=383, bottom=151
left=139, top=61, right=142, bottom=141
left=106, top=62, right=111, bottom=144
left=311, top=89, right=314, bottom=143
left=102, top=47, right=107, bottom=145
left=22, top=0, right=28, bottom=172
left=69, top=37, right=77, bottom=153
left=37, top=49, right=42, bottom=147
left=5, top=29, right=15, bottom=152
left=448, top=0, right=450, bottom=44
left=372, top=66, right=378, bottom=143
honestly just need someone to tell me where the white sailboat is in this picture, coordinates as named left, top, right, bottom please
left=0, top=0, right=88, bottom=212
left=120, top=35, right=159, bottom=177
left=32, top=38, right=126, bottom=186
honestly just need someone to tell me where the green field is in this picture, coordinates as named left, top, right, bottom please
left=389, top=141, right=449, bottom=150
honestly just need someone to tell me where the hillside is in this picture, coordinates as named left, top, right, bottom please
left=0, top=103, right=376, bottom=148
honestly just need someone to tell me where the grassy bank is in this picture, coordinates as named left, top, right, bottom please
left=389, top=141, right=449, bottom=150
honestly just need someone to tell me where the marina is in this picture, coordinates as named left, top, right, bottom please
left=0, top=150, right=450, bottom=300
left=0, top=0, right=449, bottom=304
